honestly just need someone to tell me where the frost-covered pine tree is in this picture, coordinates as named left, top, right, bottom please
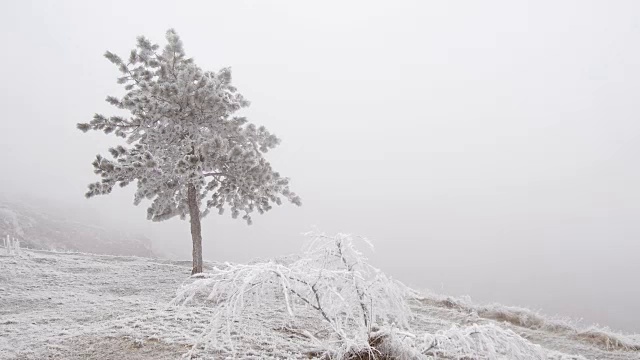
left=78, top=29, right=301, bottom=274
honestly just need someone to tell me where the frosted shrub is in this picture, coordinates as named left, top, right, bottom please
left=171, top=231, right=416, bottom=358
left=3, top=235, right=20, bottom=255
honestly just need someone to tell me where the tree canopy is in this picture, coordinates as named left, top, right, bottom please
left=78, top=29, right=301, bottom=226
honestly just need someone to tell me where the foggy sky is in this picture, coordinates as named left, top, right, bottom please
left=1, top=0, right=639, bottom=332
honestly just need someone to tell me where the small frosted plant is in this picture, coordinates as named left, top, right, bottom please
left=171, top=231, right=415, bottom=358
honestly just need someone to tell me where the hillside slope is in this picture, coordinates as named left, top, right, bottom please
left=0, top=199, right=156, bottom=257
left=1, top=250, right=638, bottom=359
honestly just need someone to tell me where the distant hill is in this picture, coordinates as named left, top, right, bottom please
left=0, top=198, right=157, bottom=257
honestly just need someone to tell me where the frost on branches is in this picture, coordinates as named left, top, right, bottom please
left=171, top=232, right=587, bottom=360
left=77, top=29, right=300, bottom=273
left=172, top=232, right=416, bottom=358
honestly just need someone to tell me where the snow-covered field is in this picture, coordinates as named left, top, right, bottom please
left=1, top=249, right=639, bottom=359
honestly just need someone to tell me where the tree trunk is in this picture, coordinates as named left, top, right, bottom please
left=187, top=184, right=203, bottom=274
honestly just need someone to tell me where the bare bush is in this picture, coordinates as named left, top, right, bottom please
left=3, top=235, right=20, bottom=255
left=171, top=231, right=415, bottom=358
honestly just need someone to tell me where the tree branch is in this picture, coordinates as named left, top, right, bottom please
left=203, top=172, right=232, bottom=178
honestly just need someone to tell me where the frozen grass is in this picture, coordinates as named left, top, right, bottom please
left=1, top=247, right=639, bottom=359
left=417, top=291, right=640, bottom=352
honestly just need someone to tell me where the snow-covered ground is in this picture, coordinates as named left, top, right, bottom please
left=1, top=249, right=638, bottom=359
